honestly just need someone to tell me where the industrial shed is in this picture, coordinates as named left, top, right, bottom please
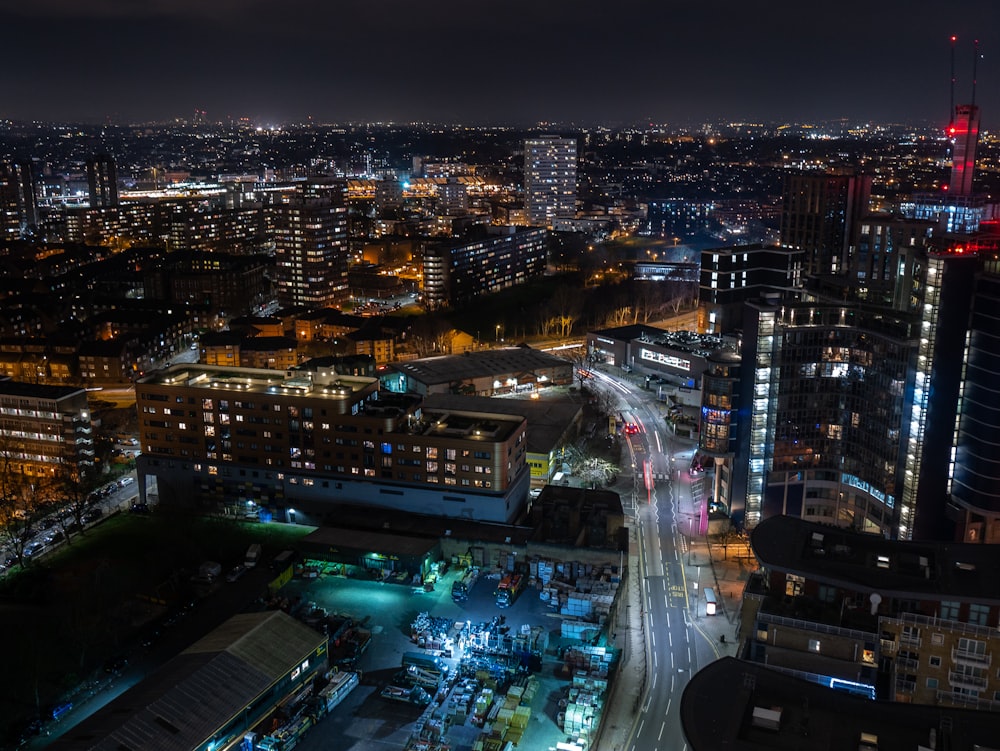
left=49, top=611, right=327, bottom=751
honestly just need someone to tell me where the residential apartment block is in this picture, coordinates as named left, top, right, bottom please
left=524, top=136, right=577, bottom=228
left=135, top=364, right=530, bottom=524
left=0, top=380, right=94, bottom=480
left=422, top=227, right=548, bottom=309
left=743, top=515, right=1000, bottom=711
left=273, top=193, right=349, bottom=309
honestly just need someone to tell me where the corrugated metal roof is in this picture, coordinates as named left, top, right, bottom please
left=52, top=611, right=326, bottom=751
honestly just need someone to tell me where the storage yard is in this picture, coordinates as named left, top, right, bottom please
left=269, top=551, right=626, bottom=751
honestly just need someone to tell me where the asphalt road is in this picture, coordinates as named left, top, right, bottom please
left=589, top=368, right=719, bottom=751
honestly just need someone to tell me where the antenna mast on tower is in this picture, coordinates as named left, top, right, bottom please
left=950, top=35, right=957, bottom=122
left=971, top=39, right=980, bottom=106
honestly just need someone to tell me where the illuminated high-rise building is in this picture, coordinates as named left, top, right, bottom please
left=948, top=103, right=980, bottom=196
left=0, top=161, right=38, bottom=238
left=86, top=153, right=119, bottom=209
left=740, top=244, right=977, bottom=540
left=273, top=185, right=349, bottom=309
left=524, top=136, right=576, bottom=228
left=949, top=250, right=1000, bottom=543
left=779, top=171, right=871, bottom=277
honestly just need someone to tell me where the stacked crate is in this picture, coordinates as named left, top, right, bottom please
left=564, top=646, right=615, bottom=680
left=472, top=687, right=495, bottom=726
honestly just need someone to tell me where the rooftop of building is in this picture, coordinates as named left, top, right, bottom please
left=389, top=346, right=571, bottom=386
left=315, top=502, right=536, bottom=546
left=48, top=611, right=325, bottom=751
left=0, top=380, right=86, bottom=400
left=199, top=331, right=243, bottom=347
left=635, top=329, right=726, bottom=357
left=681, top=657, right=1000, bottom=751
left=751, top=515, right=1000, bottom=603
left=293, top=354, right=376, bottom=372
left=292, top=308, right=366, bottom=326
left=238, top=336, right=298, bottom=352
left=77, top=338, right=129, bottom=356
left=421, top=393, right=582, bottom=454
left=404, top=407, right=524, bottom=442
left=228, top=315, right=284, bottom=328
left=589, top=324, right=667, bottom=343
left=138, top=363, right=378, bottom=403
left=300, top=525, right=441, bottom=559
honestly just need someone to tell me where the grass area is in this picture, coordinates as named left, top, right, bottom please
left=0, top=510, right=313, bottom=743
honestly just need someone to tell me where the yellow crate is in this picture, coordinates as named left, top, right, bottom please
left=511, top=706, right=531, bottom=728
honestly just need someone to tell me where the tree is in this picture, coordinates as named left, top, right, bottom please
left=559, top=444, right=620, bottom=487
left=406, top=314, right=453, bottom=357
left=569, top=351, right=591, bottom=389
left=53, top=463, right=103, bottom=544
left=633, top=281, right=666, bottom=324
left=0, top=437, right=57, bottom=567
left=712, top=521, right=741, bottom=560
left=548, top=285, right=581, bottom=339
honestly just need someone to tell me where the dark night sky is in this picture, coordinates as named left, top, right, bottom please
left=2, top=0, right=1000, bottom=129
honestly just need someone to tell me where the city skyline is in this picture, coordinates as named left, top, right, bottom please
left=2, top=0, right=1000, bottom=129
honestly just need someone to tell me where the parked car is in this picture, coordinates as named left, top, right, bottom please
left=50, top=702, right=73, bottom=721
left=82, top=508, right=103, bottom=523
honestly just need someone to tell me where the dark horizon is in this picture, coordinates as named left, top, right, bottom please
left=2, top=0, right=1000, bottom=130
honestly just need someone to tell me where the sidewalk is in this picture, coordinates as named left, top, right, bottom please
left=593, top=464, right=648, bottom=751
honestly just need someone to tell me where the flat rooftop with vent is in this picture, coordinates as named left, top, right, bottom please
left=749, top=515, right=1000, bottom=602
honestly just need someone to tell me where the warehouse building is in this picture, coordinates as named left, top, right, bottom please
left=50, top=611, right=327, bottom=751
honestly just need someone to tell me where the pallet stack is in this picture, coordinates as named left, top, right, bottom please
left=564, top=646, right=615, bottom=680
